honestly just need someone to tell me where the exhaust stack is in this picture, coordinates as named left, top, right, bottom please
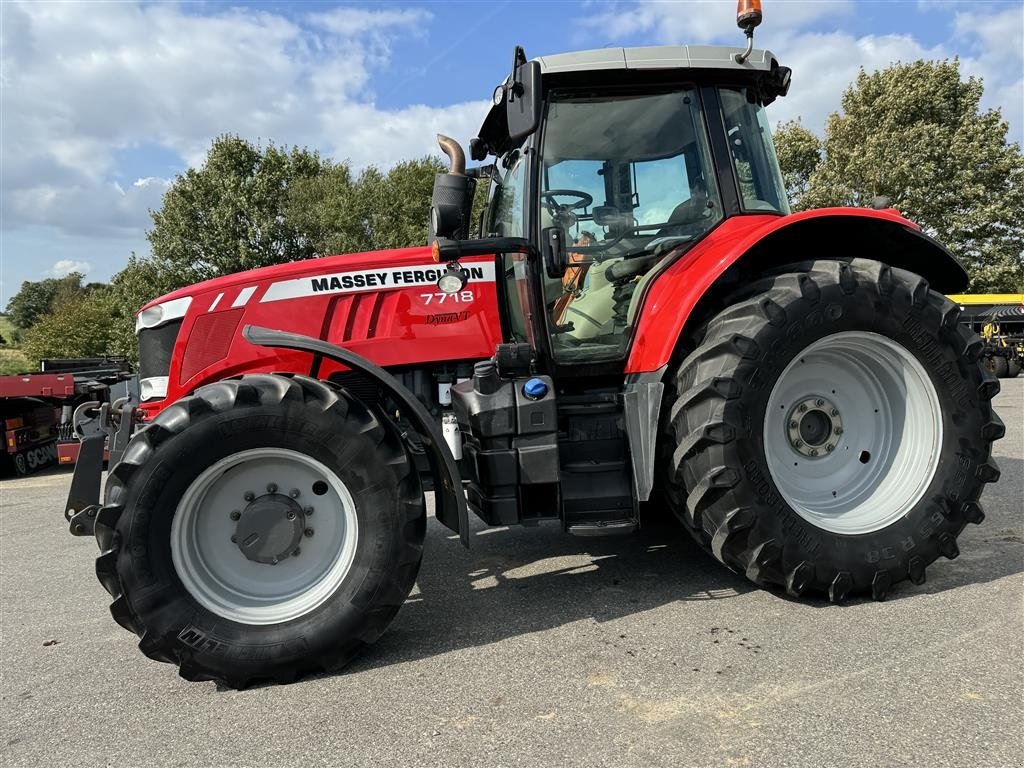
left=437, top=134, right=466, bottom=176
left=429, top=135, right=476, bottom=242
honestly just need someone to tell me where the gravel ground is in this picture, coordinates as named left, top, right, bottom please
left=2, top=379, right=1021, bottom=768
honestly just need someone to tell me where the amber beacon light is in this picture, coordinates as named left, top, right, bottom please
left=736, top=0, right=763, bottom=30
left=733, top=0, right=764, bottom=63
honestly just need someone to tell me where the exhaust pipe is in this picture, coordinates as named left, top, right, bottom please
left=430, top=134, right=474, bottom=241
left=437, top=134, right=466, bottom=176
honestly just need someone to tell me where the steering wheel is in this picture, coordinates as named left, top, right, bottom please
left=541, top=189, right=594, bottom=216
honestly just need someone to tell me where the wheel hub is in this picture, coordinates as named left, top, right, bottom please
left=786, top=396, right=843, bottom=458
left=234, top=492, right=306, bottom=565
left=763, top=331, right=943, bottom=535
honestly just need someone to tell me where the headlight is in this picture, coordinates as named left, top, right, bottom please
left=139, top=376, right=169, bottom=401
left=136, top=296, right=192, bottom=332
left=437, top=266, right=469, bottom=294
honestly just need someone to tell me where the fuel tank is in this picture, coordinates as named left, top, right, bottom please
left=135, top=246, right=503, bottom=412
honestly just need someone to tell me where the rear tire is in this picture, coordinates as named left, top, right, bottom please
left=94, top=374, right=424, bottom=687
left=663, top=259, right=1003, bottom=601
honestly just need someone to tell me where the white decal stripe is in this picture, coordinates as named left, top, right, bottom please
left=208, top=292, right=224, bottom=312
left=232, top=286, right=258, bottom=308
left=259, top=262, right=497, bottom=304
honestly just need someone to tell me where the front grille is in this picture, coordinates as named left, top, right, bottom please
left=179, top=309, right=244, bottom=383
left=138, top=320, right=182, bottom=380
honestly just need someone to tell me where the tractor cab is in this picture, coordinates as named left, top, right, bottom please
left=432, top=43, right=792, bottom=372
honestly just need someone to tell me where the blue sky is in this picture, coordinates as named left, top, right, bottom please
left=2, top=0, right=1022, bottom=308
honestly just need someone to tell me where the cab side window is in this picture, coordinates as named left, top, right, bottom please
left=489, top=154, right=531, bottom=342
left=718, top=87, right=790, bottom=214
left=489, top=153, right=526, bottom=238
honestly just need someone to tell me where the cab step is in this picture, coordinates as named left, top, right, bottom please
left=568, top=519, right=639, bottom=537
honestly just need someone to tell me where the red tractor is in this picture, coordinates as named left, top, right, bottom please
left=65, top=6, right=1003, bottom=687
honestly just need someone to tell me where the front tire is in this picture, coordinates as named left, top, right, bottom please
left=664, top=259, right=1003, bottom=601
left=985, top=354, right=1010, bottom=378
left=94, top=374, right=424, bottom=687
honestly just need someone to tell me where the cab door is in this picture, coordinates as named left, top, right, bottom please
left=487, top=149, right=547, bottom=355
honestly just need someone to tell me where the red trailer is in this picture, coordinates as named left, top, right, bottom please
left=0, top=359, right=132, bottom=476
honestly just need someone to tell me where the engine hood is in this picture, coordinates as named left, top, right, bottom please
left=140, top=245, right=436, bottom=313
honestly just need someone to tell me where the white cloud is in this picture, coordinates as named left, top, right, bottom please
left=764, top=31, right=946, bottom=131
left=7, top=177, right=171, bottom=240
left=0, top=1, right=488, bottom=246
left=47, top=259, right=92, bottom=278
left=310, top=7, right=432, bottom=36
left=577, top=0, right=854, bottom=46
left=951, top=6, right=1024, bottom=136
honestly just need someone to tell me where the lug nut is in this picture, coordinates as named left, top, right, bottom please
left=793, top=439, right=803, bottom=448
left=834, top=427, right=844, bottom=435
left=304, top=528, right=314, bottom=538
left=231, top=534, right=238, bottom=543
left=271, top=557, right=279, bottom=565
left=826, top=444, right=835, bottom=452
left=810, top=449, right=819, bottom=456
left=815, top=398, right=824, bottom=407
left=292, top=548, right=301, bottom=557
left=304, top=506, right=314, bottom=516
left=789, top=420, right=798, bottom=429
left=290, top=489, right=300, bottom=498
left=798, top=404, right=807, bottom=412
left=244, top=491, right=255, bottom=502
left=831, top=408, right=839, bottom=416
left=230, top=510, right=241, bottom=521
left=267, top=483, right=278, bottom=494
left=286, top=510, right=296, bottom=520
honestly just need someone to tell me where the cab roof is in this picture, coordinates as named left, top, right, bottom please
left=471, top=44, right=786, bottom=160
left=536, top=45, right=779, bottom=75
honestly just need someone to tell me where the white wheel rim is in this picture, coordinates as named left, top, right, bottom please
left=170, top=448, right=358, bottom=625
left=763, top=331, right=942, bottom=535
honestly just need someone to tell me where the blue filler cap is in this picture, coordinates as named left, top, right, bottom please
left=522, top=377, right=548, bottom=400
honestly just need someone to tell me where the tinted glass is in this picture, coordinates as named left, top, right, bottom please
left=539, top=88, right=720, bottom=362
left=718, top=87, right=790, bottom=214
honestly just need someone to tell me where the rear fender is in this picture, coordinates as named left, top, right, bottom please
left=243, top=326, right=469, bottom=546
left=625, top=208, right=969, bottom=374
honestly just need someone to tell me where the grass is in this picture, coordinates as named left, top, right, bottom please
left=0, top=348, right=32, bottom=376
left=0, top=314, right=17, bottom=344
left=0, top=314, right=32, bottom=375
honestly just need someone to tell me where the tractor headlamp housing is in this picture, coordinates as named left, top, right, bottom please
left=136, top=296, right=192, bottom=332
left=437, top=264, right=469, bottom=294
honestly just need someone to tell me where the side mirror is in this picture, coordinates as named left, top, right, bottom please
left=542, top=226, right=567, bottom=279
left=506, top=47, right=541, bottom=142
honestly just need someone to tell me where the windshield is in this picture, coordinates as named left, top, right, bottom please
left=539, top=88, right=721, bottom=362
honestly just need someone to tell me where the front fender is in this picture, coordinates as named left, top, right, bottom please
left=625, top=208, right=968, bottom=374
left=243, top=325, right=469, bottom=546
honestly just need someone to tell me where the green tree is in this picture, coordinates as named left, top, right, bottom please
left=148, top=134, right=327, bottom=283
left=21, top=289, right=118, bottom=365
left=107, top=140, right=470, bottom=358
left=105, top=255, right=178, bottom=361
left=6, top=272, right=86, bottom=330
left=772, top=120, right=823, bottom=209
left=775, top=60, right=1024, bottom=292
left=287, top=156, right=451, bottom=256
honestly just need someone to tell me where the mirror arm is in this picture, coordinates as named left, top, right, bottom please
left=434, top=236, right=536, bottom=262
